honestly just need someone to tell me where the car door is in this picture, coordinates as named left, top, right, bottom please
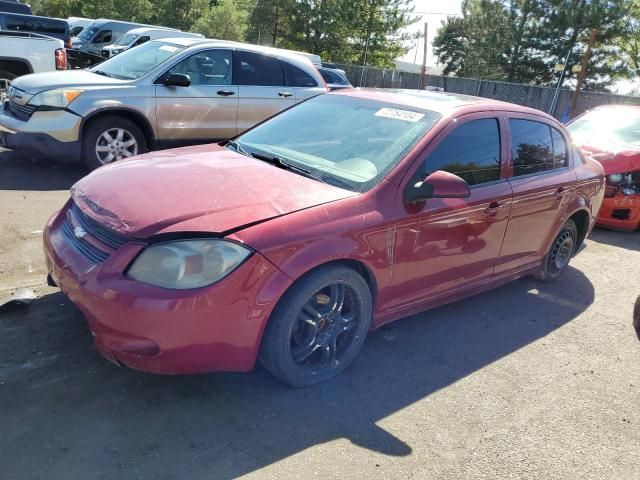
left=155, top=48, right=238, bottom=142
left=387, top=114, right=513, bottom=311
left=494, top=114, right=577, bottom=275
left=236, top=50, right=296, bottom=134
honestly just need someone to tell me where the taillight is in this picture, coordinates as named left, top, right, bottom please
left=55, top=48, right=68, bottom=70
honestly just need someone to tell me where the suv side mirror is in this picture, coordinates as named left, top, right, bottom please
left=162, top=73, right=191, bottom=87
left=405, top=170, right=471, bottom=204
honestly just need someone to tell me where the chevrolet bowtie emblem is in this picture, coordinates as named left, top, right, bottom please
left=74, top=226, right=87, bottom=239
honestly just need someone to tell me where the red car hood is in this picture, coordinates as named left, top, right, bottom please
left=70, top=145, right=356, bottom=238
left=577, top=141, right=640, bottom=175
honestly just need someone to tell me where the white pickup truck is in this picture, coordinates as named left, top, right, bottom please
left=0, top=31, right=67, bottom=100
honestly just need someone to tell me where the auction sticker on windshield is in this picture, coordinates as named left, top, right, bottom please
left=375, top=108, right=425, bottom=122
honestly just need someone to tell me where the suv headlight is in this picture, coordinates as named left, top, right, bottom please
left=127, top=239, right=252, bottom=290
left=29, top=89, right=85, bottom=108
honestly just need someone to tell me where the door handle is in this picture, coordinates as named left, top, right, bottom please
left=278, top=91, right=293, bottom=98
left=554, top=187, right=565, bottom=199
left=484, top=201, right=503, bottom=217
left=217, top=90, right=235, bottom=96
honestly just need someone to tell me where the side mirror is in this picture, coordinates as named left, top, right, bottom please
left=405, top=170, right=471, bottom=204
left=162, top=73, right=191, bottom=87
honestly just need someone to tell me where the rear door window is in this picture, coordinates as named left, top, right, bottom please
left=420, top=118, right=502, bottom=186
left=551, top=127, right=568, bottom=168
left=510, top=119, right=556, bottom=176
left=238, top=51, right=285, bottom=86
left=283, top=62, right=317, bottom=87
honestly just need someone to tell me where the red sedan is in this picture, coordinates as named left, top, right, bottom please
left=44, top=90, right=605, bottom=386
left=567, top=105, right=640, bottom=231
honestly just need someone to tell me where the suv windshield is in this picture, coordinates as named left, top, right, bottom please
left=89, top=41, right=185, bottom=80
left=568, top=108, right=640, bottom=147
left=115, top=33, right=137, bottom=46
left=235, top=95, right=441, bottom=192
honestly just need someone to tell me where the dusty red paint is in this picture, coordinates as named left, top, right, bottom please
left=44, top=90, right=605, bottom=375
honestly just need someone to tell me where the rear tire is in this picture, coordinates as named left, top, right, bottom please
left=259, top=265, right=372, bottom=387
left=633, top=296, right=640, bottom=331
left=535, top=219, right=578, bottom=282
left=81, top=115, right=147, bottom=170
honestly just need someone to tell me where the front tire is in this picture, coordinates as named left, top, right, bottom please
left=259, top=265, right=373, bottom=387
left=633, top=296, right=640, bottom=331
left=81, top=115, right=147, bottom=170
left=535, top=219, right=578, bottom=282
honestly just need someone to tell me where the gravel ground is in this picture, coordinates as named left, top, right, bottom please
left=1, top=149, right=639, bottom=480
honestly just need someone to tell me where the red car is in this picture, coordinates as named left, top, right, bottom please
left=44, top=90, right=605, bottom=386
left=567, top=105, right=640, bottom=231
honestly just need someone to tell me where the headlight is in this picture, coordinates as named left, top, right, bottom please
left=607, top=173, right=623, bottom=183
left=127, top=239, right=251, bottom=290
left=29, top=89, right=84, bottom=108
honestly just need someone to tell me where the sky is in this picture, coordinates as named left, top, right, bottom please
left=400, top=0, right=463, bottom=67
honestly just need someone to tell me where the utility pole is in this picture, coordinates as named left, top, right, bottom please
left=549, top=47, right=572, bottom=116
left=419, top=22, right=428, bottom=89
left=570, top=29, right=597, bottom=118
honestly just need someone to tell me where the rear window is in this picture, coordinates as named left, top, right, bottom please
left=4, top=15, right=67, bottom=36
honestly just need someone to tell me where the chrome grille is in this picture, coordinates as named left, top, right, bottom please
left=60, top=203, right=131, bottom=264
left=5, top=100, right=37, bottom=121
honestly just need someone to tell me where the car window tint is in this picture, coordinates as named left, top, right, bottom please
left=283, top=62, right=317, bottom=87
left=551, top=127, right=567, bottom=168
left=5, top=16, right=67, bottom=35
left=169, top=49, right=232, bottom=86
left=421, top=118, right=502, bottom=186
left=94, top=30, right=112, bottom=43
left=132, top=36, right=150, bottom=47
left=510, top=119, right=555, bottom=176
left=238, top=51, right=284, bottom=86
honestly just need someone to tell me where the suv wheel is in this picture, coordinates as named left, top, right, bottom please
left=82, top=115, right=147, bottom=170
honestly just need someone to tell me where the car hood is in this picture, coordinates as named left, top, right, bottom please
left=70, top=145, right=357, bottom=238
left=11, top=70, right=127, bottom=94
left=576, top=141, right=640, bottom=175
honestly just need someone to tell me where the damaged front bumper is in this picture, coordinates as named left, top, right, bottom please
left=42, top=204, right=293, bottom=374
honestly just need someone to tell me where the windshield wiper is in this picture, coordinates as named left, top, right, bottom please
left=92, top=70, right=112, bottom=78
left=226, top=140, right=249, bottom=156
left=250, top=152, right=326, bottom=182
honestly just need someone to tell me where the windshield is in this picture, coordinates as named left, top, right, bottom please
left=568, top=108, right=640, bottom=147
left=89, top=41, right=185, bottom=80
left=235, top=95, right=441, bottom=192
left=77, top=26, right=98, bottom=41
left=115, top=33, right=138, bottom=46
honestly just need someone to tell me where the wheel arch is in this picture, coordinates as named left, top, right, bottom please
left=566, top=208, right=591, bottom=254
left=79, top=108, right=156, bottom=148
left=0, top=58, right=33, bottom=77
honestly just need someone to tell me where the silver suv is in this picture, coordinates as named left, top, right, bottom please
left=0, top=38, right=327, bottom=169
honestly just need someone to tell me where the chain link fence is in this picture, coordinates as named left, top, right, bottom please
left=334, top=63, right=640, bottom=120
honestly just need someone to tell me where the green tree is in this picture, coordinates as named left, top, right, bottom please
left=432, top=16, right=466, bottom=76
left=193, top=0, right=249, bottom=40
left=246, top=0, right=294, bottom=46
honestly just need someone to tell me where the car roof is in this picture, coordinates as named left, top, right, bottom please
left=124, top=26, right=181, bottom=35
left=333, top=88, right=556, bottom=119
left=156, top=38, right=322, bottom=72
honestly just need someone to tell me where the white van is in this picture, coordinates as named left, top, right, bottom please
left=100, top=27, right=203, bottom=58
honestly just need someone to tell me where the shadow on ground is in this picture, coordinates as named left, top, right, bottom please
left=589, top=228, right=640, bottom=251
left=0, top=267, right=594, bottom=479
left=0, top=149, right=85, bottom=191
